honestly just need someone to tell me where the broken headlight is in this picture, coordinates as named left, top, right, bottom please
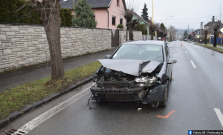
left=135, top=76, right=158, bottom=87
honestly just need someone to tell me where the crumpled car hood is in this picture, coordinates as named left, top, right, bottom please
left=98, top=59, right=161, bottom=76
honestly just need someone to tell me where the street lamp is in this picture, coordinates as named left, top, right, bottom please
left=165, top=16, right=173, bottom=33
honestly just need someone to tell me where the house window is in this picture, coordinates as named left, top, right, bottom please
left=93, top=14, right=95, bottom=20
left=112, top=16, right=116, bottom=25
left=117, top=0, right=120, bottom=7
left=120, top=18, right=123, bottom=25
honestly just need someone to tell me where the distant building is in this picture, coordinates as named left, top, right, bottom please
left=131, top=11, right=150, bottom=35
left=194, top=29, right=204, bottom=38
left=189, top=31, right=195, bottom=41
left=60, top=0, right=127, bottom=29
left=193, top=29, right=204, bottom=42
left=204, top=16, right=223, bottom=39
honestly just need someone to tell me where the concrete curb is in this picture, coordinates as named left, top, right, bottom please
left=0, top=76, right=93, bottom=129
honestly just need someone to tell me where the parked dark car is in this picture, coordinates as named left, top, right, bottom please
left=90, top=40, right=177, bottom=107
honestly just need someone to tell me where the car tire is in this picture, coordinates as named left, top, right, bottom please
left=170, top=72, right=172, bottom=82
left=160, top=80, right=169, bottom=107
left=151, top=102, right=159, bottom=108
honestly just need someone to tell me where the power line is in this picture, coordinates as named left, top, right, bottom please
left=167, top=17, right=211, bottom=21
left=155, top=17, right=211, bottom=22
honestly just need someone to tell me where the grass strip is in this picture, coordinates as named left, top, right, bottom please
left=194, top=43, right=223, bottom=53
left=0, top=61, right=101, bottom=119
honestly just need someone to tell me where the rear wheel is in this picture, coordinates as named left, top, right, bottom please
left=160, top=80, right=169, bottom=107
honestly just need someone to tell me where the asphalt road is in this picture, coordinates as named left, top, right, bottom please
left=1, top=41, right=223, bottom=135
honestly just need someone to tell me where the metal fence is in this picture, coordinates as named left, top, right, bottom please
left=211, top=37, right=223, bottom=45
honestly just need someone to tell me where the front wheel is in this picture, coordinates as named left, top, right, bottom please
left=170, top=72, right=173, bottom=82
left=151, top=102, right=159, bottom=108
left=160, top=81, right=169, bottom=107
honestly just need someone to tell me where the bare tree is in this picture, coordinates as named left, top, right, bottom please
left=159, top=23, right=166, bottom=39
left=125, top=0, right=140, bottom=12
left=32, top=0, right=64, bottom=81
left=122, top=0, right=140, bottom=41
left=124, top=10, right=134, bottom=40
left=149, top=23, right=157, bottom=40
left=213, top=21, right=221, bottom=47
left=204, top=30, right=208, bottom=45
left=168, top=26, right=177, bottom=41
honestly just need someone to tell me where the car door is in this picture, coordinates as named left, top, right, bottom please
left=165, top=45, right=172, bottom=79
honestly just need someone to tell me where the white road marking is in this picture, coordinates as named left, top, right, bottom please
left=214, top=108, right=223, bottom=128
left=190, top=60, right=197, bottom=69
left=13, top=87, right=91, bottom=135
left=185, top=51, right=188, bottom=54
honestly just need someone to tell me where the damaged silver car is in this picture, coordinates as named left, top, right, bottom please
left=90, top=40, right=177, bottom=107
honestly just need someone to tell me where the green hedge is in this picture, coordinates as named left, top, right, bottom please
left=135, top=24, right=147, bottom=35
left=0, top=0, right=72, bottom=26
left=60, top=8, right=72, bottom=26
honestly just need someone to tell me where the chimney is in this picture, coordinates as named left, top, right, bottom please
left=212, top=16, right=215, bottom=22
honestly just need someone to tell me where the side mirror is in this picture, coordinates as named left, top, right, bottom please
left=168, top=59, right=177, bottom=64
left=105, top=55, right=111, bottom=59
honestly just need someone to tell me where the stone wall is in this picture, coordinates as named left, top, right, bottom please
left=119, top=30, right=127, bottom=45
left=0, top=24, right=144, bottom=72
left=133, top=31, right=142, bottom=41
left=0, top=24, right=112, bottom=72
left=60, top=27, right=111, bottom=57
left=119, top=30, right=143, bottom=45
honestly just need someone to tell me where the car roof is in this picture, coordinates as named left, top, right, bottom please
left=122, top=40, right=165, bottom=46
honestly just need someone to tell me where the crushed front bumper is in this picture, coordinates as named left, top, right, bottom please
left=90, top=86, right=143, bottom=101
left=90, top=82, right=167, bottom=103
left=142, top=84, right=167, bottom=104
left=90, top=86, right=143, bottom=94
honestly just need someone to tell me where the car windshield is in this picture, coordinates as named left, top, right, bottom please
left=112, top=44, right=164, bottom=62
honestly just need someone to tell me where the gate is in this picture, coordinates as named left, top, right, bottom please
left=112, top=29, right=120, bottom=47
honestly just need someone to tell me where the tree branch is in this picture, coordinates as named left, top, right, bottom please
left=47, top=0, right=57, bottom=27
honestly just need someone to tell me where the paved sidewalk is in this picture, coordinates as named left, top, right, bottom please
left=0, top=48, right=116, bottom=92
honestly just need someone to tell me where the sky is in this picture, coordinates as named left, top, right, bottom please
left=125, top=0, right=223, bottom=30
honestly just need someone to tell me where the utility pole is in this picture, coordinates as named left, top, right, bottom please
left=152, top=0, right=155, bottom=40
left=152, top=0, right=154, bottom=24
left=220, top=3, right=222, bottom=22
left=200, top=22, right=203, bottom=42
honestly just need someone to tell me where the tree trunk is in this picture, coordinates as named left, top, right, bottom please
left=126, top=20, right=133, bottom=41
left=124, top=11, right=133, bottom=41
left=38, top=0, right=64, bottom=80
left=213, top=30, right=217, bottom=47
left=204, top=34, right=207, bottom=45
left=204, top=30, right=208, bottom=45
left=129, top=27, right=133, bottom=41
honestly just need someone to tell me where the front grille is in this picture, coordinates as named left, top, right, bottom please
left=105, top=94, right=131, bottom=100
left=102, top=81, right=134, bottom=89
left=104, top=89, right=129, bottom=94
